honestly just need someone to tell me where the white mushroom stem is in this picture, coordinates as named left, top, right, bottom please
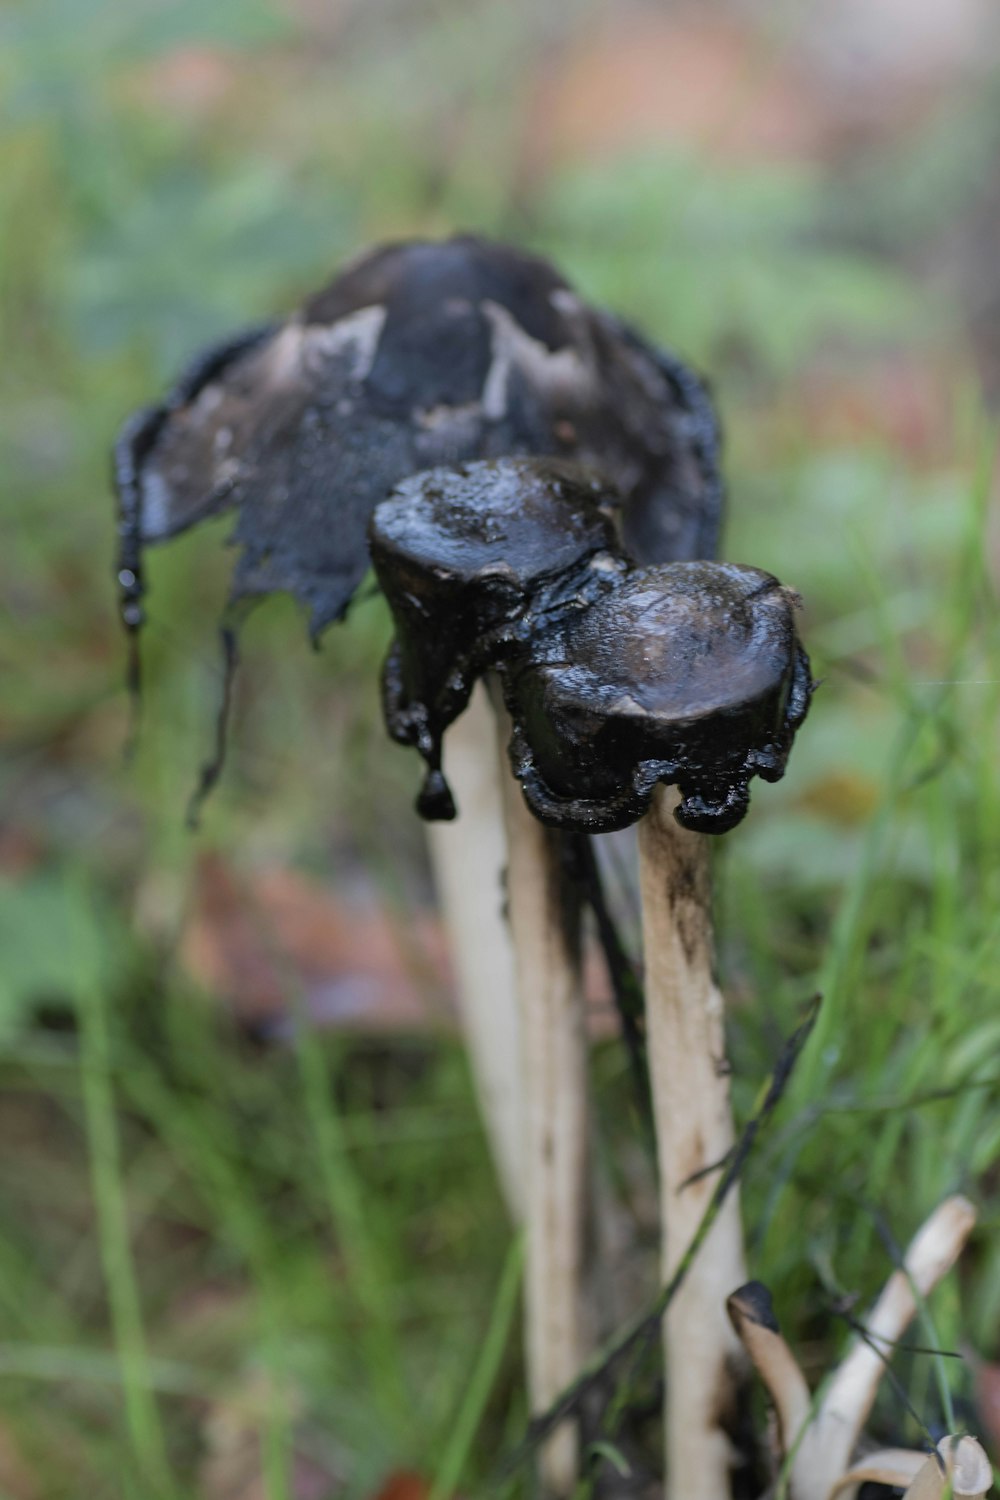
left=794, top=1194, right=978, bottom=1500
left=426, top=683, right=524, bottom=1222
left=497, top=708, right=589, bottom=1496
left=637, top=784, right=747, bottom=1500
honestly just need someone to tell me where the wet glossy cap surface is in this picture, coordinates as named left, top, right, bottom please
left=370, top=457, right=623, bottom=819
left=371, top=458, right=618, bottom=591
left=504, top=561, right=811, bottom=833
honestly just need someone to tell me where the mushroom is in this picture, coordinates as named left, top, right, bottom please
left=369, top=457, right=623, bottom=1488
left=502, top=560, right=810, bottom=1499
left=370, top=457, right=812, bottom=1496
left=369, top=458, right=623, bottom=822
left=501, top=559, right=810, bottom=835
left=113, top=234, right=723, bottom=1245
left=727, top=1196, right=982, bottom=1500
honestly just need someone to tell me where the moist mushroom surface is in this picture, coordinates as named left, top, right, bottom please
left=506, top=560, right=812, bottom=834
left=370, top=457, right=625, bottom=818
left=371, top=458, right=813, bottom=833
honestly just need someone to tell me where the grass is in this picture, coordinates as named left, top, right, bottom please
left=73, top=882, right=175, bottom=1500
left=3, top=0, right=1000, bottom=1494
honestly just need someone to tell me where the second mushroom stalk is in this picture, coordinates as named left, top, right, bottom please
left=371, top=457, right=811, bottom=1495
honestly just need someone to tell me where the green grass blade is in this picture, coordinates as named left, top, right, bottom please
left=291, top=1000, right=409, bottom=1429
left=71, top=883, right=174, bottom=1498
left=429, top=1233, right=524, bottom=1500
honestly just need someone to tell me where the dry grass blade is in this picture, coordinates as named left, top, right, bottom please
left=726, top=1282, right=811, bottom=1458
left=901, top=1437, right=993, bottom=1500
left=827, top=1447, right=928, bottom=1498
left=793, top=1196, right=977, bottom=1500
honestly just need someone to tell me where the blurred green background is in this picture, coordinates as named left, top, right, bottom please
left=3, top=1, right=1000, bottom=1495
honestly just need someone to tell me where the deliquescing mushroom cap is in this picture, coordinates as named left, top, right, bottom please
left=370, top=457, right=620, bottom=586
left=371, top=458, right=624, bottom=819
left=371, top=458, right=812, bottom=835
left=116, top=234, right=722, bottom=648
left=508, top=560, right=811, bottom=833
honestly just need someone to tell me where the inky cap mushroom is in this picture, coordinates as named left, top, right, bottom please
left=505, top=560, right=812, bottom=834
left=369, top=458, right=624, bottom=819
left=372, top=458, right=812, bottom=834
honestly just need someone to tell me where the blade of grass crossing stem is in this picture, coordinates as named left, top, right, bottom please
left=497, top=997, right=821, bottom=1485
left=429, top=1234, right=524, bottom=1500
left=70, top=880, right=174, bottom=1499
left=577, top=1441, right=631, bottom=1485
left=898, top=1242, right=956, bottom=1432
left=588, top=999, right=821, bottom=1467
left=290, top=998, right=408, bottom=1428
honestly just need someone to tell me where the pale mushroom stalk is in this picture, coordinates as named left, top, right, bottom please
left=369, top=462, right=628, bottom=1495
left=497, top=703, right=589, bottom=1492
left=901, top=1437, right=993, bottom=1500
left=429, top=683, right=587, bottom=1490
left=638, top=786, right=747, bottom=1500
left=425, top=683, right=525, bottom=1221
left=725, top=1281, right=812, bottom=1468
left=826, top=1448, right=927, bottom=1497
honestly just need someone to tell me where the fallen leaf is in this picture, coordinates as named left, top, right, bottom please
left=126, top=47, right=238, bottom=118
left=181, top=853, right=454, bottom=1033
left=524, top=1, right=993, bottom=180
left=179, top=853, right=619, bottom=1039
left=370, top=1472, right=432, bottom=1500
left=794, top=352, right=961, bottom=466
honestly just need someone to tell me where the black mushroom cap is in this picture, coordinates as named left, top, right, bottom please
left=370, top=458, right=626, bottom=818
left=503, top=561, right=813, bottom=835
left=114, top=233, right=723, bottom=656
left=371, top=458, right=813, bottom=834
